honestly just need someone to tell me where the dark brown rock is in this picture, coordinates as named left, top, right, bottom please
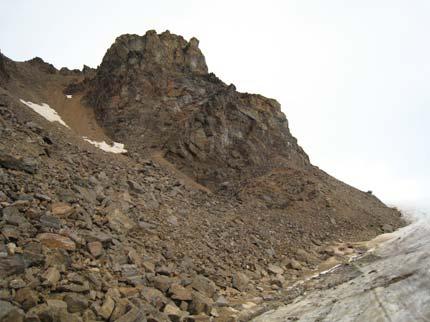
left=15, top=288, right=39, bottom=311
left=140, top=287, right=168, bottom=310
left=63, top=293, right=89, bottom=313
left=0, top=300, right=25, bottom=322
left=191, top=275, right=216, bottom=298
left=189, top=291, right=213, bottom=315
left=0, top=152, right=38, bottom=174
left=152, top=275, right=173, bottom=293
left=0, top=255, right=25, bottom=278
left=115, top=306, right=146, bottom=322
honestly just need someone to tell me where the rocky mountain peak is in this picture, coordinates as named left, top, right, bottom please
left=78, top=31, right=310, bottom=191
left=100, top=30, right=208, bottom=76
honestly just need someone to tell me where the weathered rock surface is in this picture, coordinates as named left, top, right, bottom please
left=37, top=233, right=76, bottom=250
left=0, top=30, right=406, bottom=322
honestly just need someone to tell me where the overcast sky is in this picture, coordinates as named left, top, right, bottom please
left=1, top=0, right=428, bottom=213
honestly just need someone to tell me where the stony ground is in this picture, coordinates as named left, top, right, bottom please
left=0, top=31, right=405, bottom=322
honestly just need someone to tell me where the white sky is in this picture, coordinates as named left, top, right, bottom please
left=1, top=0, right=429, bottom=212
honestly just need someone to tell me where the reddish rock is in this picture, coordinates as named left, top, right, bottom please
left=51, top=202, right=74, bottom=217
left=169, top=283, right=192, bottom=301
left=37, top=233, right=76, bottom=250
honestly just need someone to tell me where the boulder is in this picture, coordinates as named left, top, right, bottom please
left=0, top=255, right=26, bottom=278
left=191, top=275, right=216, bottom=298
left=41, top=266, right=61, bottom=286
left=115, top=306, right=146, bottom=322
left=0, top=152, right=38, bottom=174
left=164, top=303, right=185, bottom=322
left=63, top=293, right=89, bottom=313
left=267, top=264, right=284, bottom=275
left=0, top=300, right=25, bottom=322
left=169, top=283, right=192, bottom=301
left=87, top=241, right=103, bottom=258
left=140, top=287, right=168, bottom=310
left=106, top=209, right=136, bottom=233
left=189, top=291, right=213, bottom=315
left=37, top=233, right=76, bottom=250
left=96, top=295, right=115, bottom=320
left=152, top=275, right=173, bottom=293
left=51, top=202, right=75, bottom=217
left=232, top=272, right=250, bottom=291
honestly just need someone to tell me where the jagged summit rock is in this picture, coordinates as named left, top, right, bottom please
left=102, top=30, right=208, bottom=75
left=82, top=30, right=309, bottom=190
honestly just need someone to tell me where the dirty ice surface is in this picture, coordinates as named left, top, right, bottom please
left=83, top=138, right=127, bottom=154
left=253, top=210, right=430, bottom=322
left=20, top=99, right=69, bottom=128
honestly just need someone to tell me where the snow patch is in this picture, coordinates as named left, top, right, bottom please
left=83, top=138, right=127, bottom=154
left=66, top=95, right=72, bottom=99
left=20, top=99, right=69, bottom=128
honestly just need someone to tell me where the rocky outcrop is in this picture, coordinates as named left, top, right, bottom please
left=26, top=57, right=57, bottom=74
left=0, top=52, right=10, bottom=85
left=83, top=30, right=308, bottom=190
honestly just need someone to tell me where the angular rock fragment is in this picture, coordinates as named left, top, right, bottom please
left=0, top=152, right=38, bottom=174
left=51, top=202, right=75, bottom=217
left=106, top=209, right=136, bottom=233
left=97, top=295, right=115, bottom=320
left=37, top=233, right=76, bottom=250
left=169, top=283, right=192, bottom=301
left=87, top=241, right=103, bottom=258
left=63, top=293, right=89, bottom=313
left=0, top=300, right=25, bottom=322
left=189, top=291, right=213, bottom=315
left=15, top=287, right=39, bottom=311
left=232, top=272, right=250, bottom=291
left=191, top=275, right=216, bottom=298
left=0, top=255, right=25, bottom=278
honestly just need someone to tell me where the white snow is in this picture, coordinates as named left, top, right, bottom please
left=20, top=99, right=69, bottom=128
left=83, top=138, right=127, bottom=154
left=66, top=95, right=72, bottom=99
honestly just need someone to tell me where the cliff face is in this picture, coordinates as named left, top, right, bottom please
left=83, top=30, right=309, bottom=190
left=0, top=53, right=10, bottom=85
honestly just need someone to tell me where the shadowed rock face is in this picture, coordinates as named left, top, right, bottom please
left=85, top=30, right=309, bottom=190
left=0, top=53, right=10, bottom=85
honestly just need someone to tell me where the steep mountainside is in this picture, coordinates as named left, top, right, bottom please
left=0, top=31, right=403, bottom=322
left=78, top=31, right=309, bottom=191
